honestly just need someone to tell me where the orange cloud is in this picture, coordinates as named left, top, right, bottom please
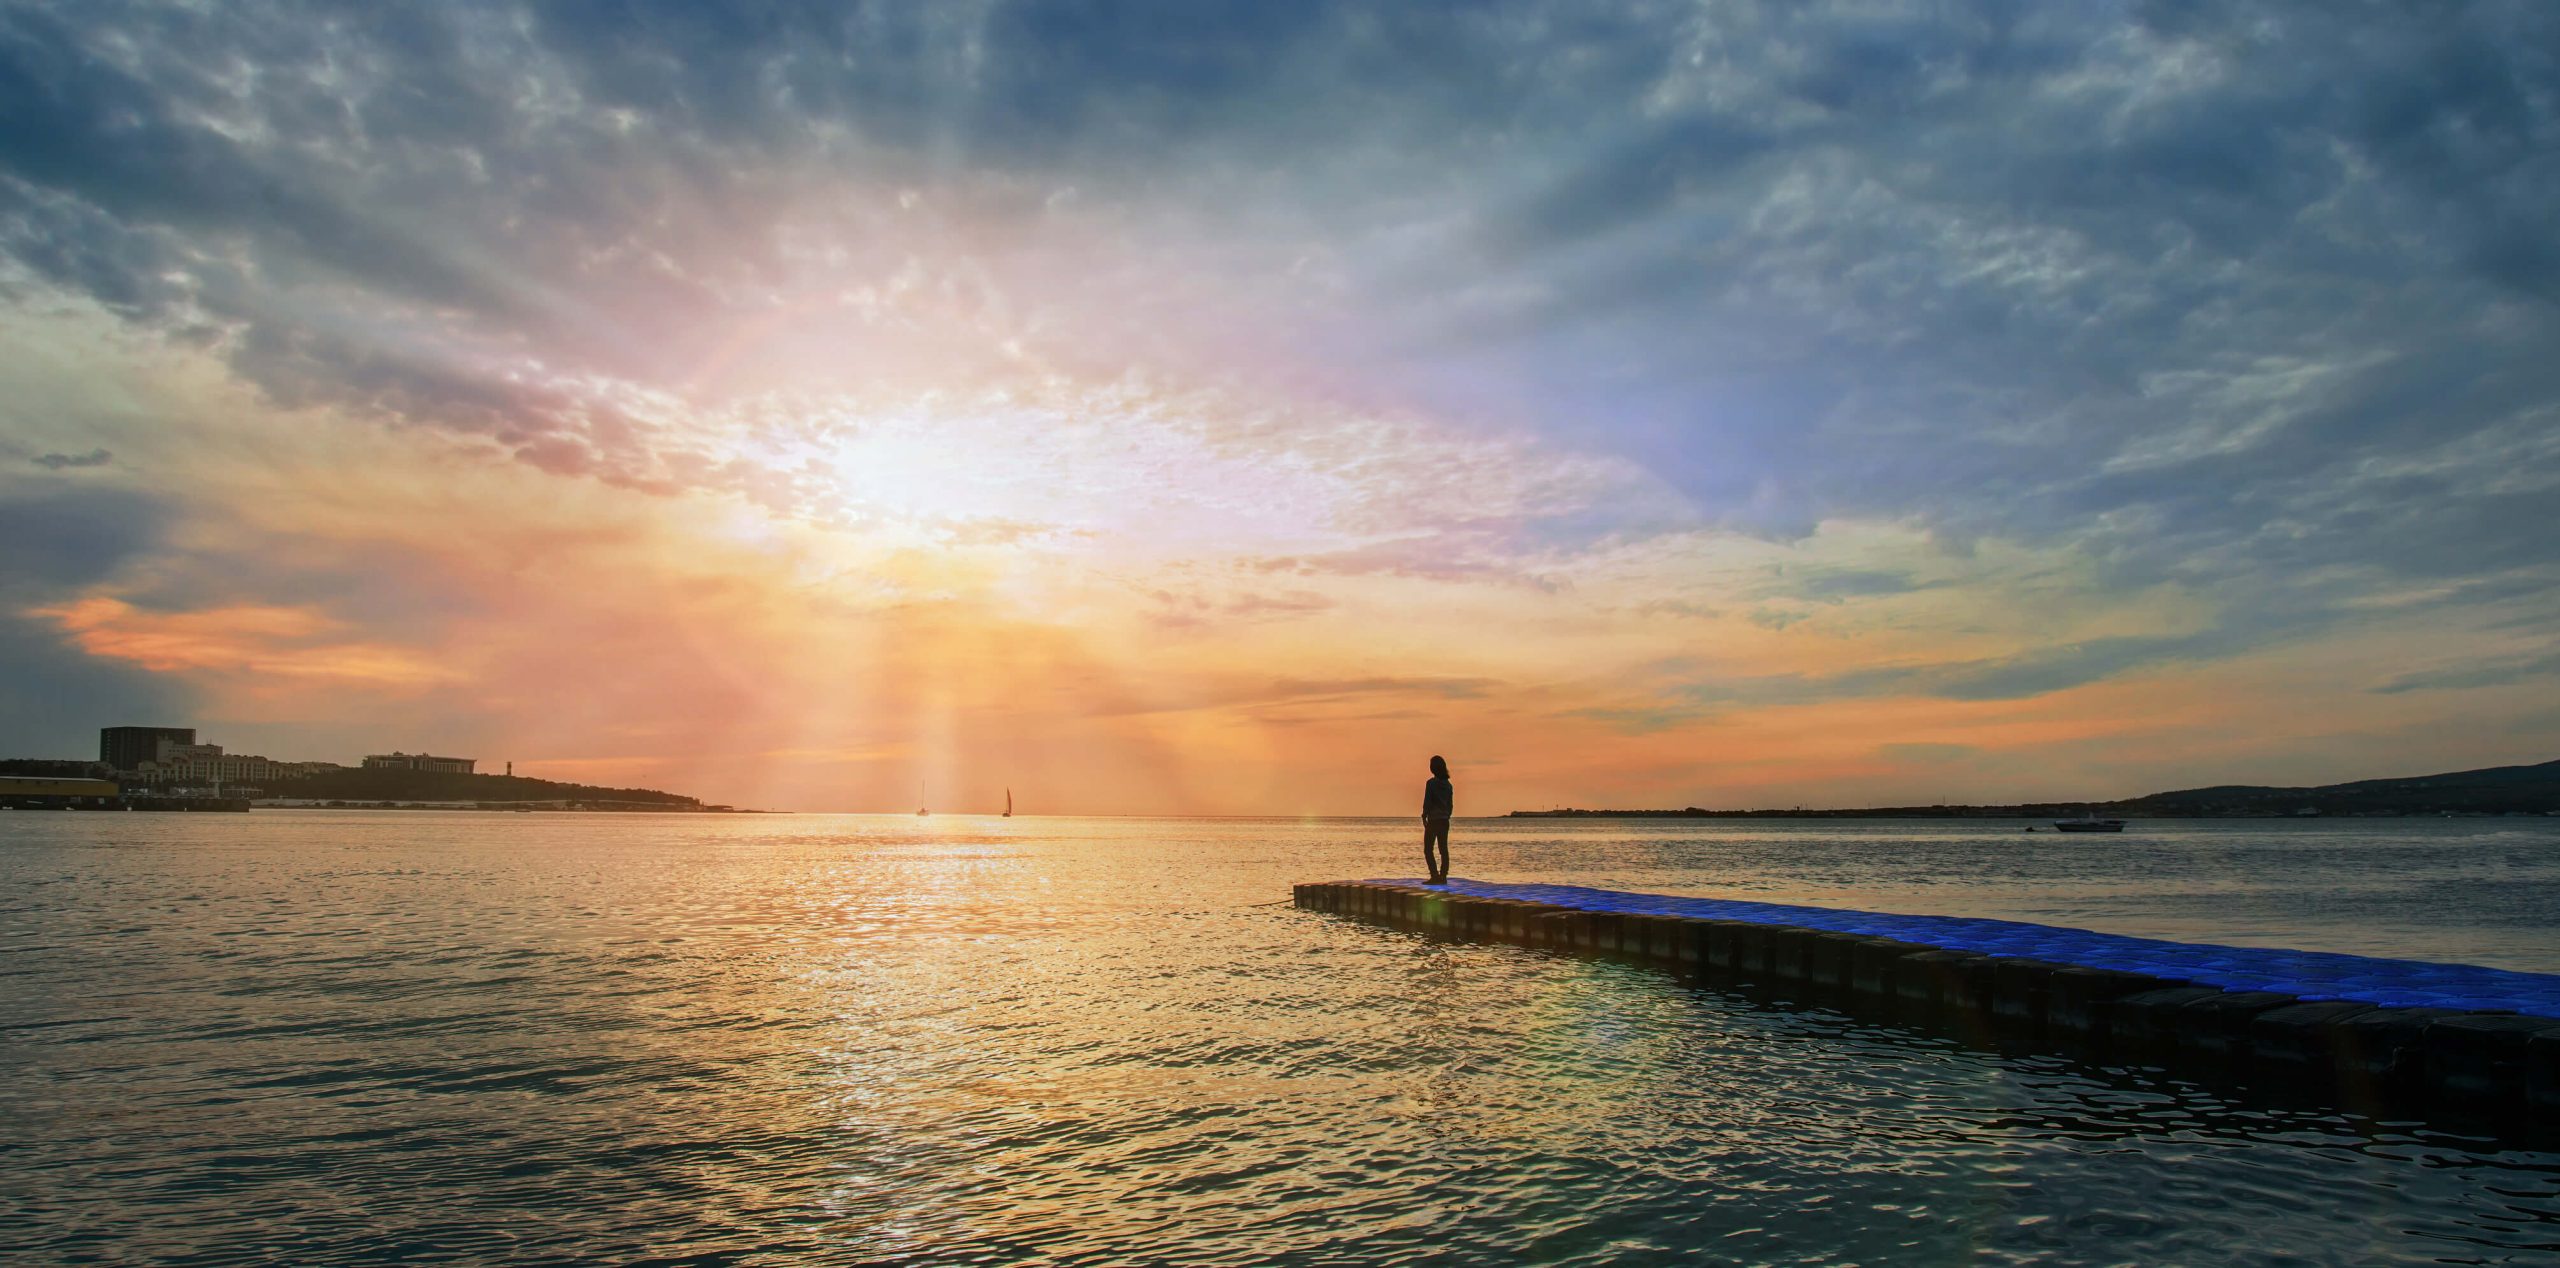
left=31, top=596, right=461, bottom=688
left=8, top=313, right=2555, bottom=815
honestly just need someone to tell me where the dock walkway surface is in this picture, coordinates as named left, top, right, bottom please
left=1385, top=878, right=2560, bottom=1018
left=1301, top=877, right=2560, bottom=1140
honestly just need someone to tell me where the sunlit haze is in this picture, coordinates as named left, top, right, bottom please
left=3, top=2, right=2557, bottom=812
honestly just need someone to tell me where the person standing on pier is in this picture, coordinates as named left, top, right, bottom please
left=1422, top=755, right=1453, bottom=883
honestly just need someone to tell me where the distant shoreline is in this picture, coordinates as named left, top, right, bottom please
left=254, top=800, right=778, bottom=813
left=1505, top=807, right=2560, bottom=819
left=1509, top=757, right=2560, bottom=820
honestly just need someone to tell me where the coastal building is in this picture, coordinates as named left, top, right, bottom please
left=0, top=776, right=121, bottom=808
left=105, top=728, right=345, bottom=787
left=362, top=752, right=476, bottom=774
left=134, top=745, right=320, bottom=786
left=99, top=726, right=194, bottom=772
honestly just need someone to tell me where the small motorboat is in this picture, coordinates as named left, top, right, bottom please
left=2052, top=816, right=2127, bottom=833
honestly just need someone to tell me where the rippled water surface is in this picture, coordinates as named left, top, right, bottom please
left=4, top=812, right=2557, bottom=1264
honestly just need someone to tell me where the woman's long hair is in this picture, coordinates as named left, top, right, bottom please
left=1430, top=755, right=1449, bottom=778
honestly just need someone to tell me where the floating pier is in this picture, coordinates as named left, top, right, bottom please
left=1295, top=878, right=2560, bottom=1141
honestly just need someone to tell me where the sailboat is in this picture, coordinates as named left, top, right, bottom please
left=1003, top=787, right=1012, bottom=818
left=916, top=780, right=929, bottom=817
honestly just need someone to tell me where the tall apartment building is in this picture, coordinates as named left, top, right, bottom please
left=100, top=726, right=195, bottom=772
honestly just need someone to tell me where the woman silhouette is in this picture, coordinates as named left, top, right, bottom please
left=1421, top=755, right=1453, bottom=883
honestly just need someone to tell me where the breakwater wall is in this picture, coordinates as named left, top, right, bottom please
left=119, top=795, right=251, bottom=812
left=1294, top=879, right=2560, bottom=1142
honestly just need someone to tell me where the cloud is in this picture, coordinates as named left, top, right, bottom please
left=29, top=596, right=462, bottom=687
left=0, top=1, right=2557, bottom=804
left=1879, top=742, right=1984, bottom=764
left=1926, top=633, right=2234, bottom=702
left=29, top=447, right=109, bottom=469
left=0, top=481, right=165, bottom=585
left=1220, top=590, right=1336, bottom=620
left=1567, top=620, right=2287, bottom=733
left=1792, top=569, right=1929, bottom=602
left=1266, top=676, right=1499, bottom=702
left=0, top=0, right=2547, bottom=602
left=0, top=480, right=193, bottom=754
left=2373, top=650, right=2560, bottom=695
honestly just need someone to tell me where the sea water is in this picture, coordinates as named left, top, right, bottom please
left=3, top=812, right=2556, bottom=1264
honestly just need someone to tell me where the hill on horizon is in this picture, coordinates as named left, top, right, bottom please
left=1513, top=757, right=2560, bottom=818
left=262, top=766, right=702, bottom=807
left=2118, top=758, right=2560, bottom=817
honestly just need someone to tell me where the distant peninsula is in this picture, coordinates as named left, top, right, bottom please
left=0, top=757, right=733, bottom=812
left=1512, top=758, right=2560, bottom=820
left=258, top=766, right=733, bottom=810
left=2, top=725, right=771, bottom=812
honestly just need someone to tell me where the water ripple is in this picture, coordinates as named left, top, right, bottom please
left=1, top=812, right=2555, bottom=1265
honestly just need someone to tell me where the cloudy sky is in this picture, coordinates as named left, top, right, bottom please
left=2, top=0, right=2555, bottom=813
